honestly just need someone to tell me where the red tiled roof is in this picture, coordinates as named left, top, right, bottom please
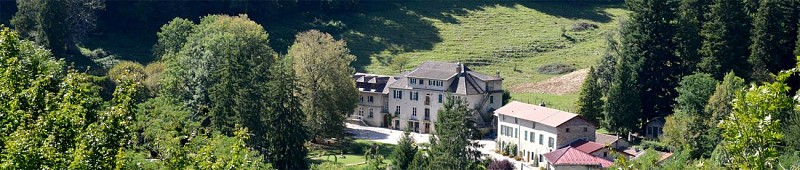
left=544, top=146, right=614, bottom=168
left=569, top=139, right=606, bottom=154
left=494, top=101, right=580, bottom=127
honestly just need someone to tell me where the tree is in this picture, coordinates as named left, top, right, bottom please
left=719, top=78, right=793, bottom=169
left=290, top=30, right=358, bottom=140
left=748, top=0, right=800, bottom=82
left=11, top=0, right=105, bottom=56
left=262, top=56, right=309, bottom=169
left=390, top=55, right=411, bottom=73
left=603, top=55, right=641, bottom=135
left=408, top=149, right=429, bottom=170
left=429, top=94, right=482, bottom=169
left=705, top=72, right=746, bottom=123
left=596, top=32, right=619, bottom=93
left=575, top=67, right=603, bottom=125
left=487, top=159, right=514, bottom=170
left=391, top=130, right=417, bottom=170
left=153, top=18, right=195, bottom=60
left=675, top=0, right=712, bottom=72
left=699, top=0, right=752, bottom=79
left=623, top=0, right=682, bottom=121
left=662, top=73, right=719, bottom=157
left=108, top=61, right=146, bottom=84
left=609, top=149, right=661, bottom=169
left=796, top=26, right=800, bottom=56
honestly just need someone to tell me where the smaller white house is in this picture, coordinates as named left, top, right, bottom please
left=494, top=101, right=596, bottom=166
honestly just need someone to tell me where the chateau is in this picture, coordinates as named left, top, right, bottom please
left=352, top=62, right=504, bottom=134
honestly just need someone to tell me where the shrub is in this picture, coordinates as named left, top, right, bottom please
left=640, top=140, right=673, bottom=152
left=537, top=63, right=576, bottom=75
left=108, top=61, right=146, bottom=84
left=488, top=159, right=514, bottom=170
left=571, top=21, right=598, bottom=32
left=514, top=156, right=522, bottom=161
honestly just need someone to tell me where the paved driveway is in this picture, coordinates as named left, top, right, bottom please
left=346, top=123, right=540, bottom=169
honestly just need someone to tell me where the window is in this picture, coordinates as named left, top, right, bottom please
left=524, top=131, right=528, bottom=140
left=393, top=90, right=403, bottom=99
left=514, top=128, right=518, bottom=138
left=419, top=79, right=424, bottom=85
left=530, top=132, right=534, bottom=142
left=539, top=154, right=543, bottom=162
left=358, top=108, right=363, bottom=116
left=514, top=118, right=518, bottom=124
left=603, top=152, right=608, bottom=157
left=500, top=126, right=505, bottom=136
left=411, top=78, right=416, bottom=84
left=368, top=96, right=374, bottom=103
left=584, top=127, right=588, bottom=132
left=424, top=108, right=430, bottom=120
left=359, top=95, right=364, bottom=102
left=412, top=107, right=417, bottom=117
left=490, top=96, right=494, bottom=104
left=395, top=106, right=400, bottom=114
left=368, top=108, right=374, bottom=118
left=438, top=94, right=443, bottom=103
left=539, top=135, right=544, bottom=145
left=566, top=128, right=570, bottom=132
left=548, top=137, right=554, bottom=148
left=425, top=96, right=430, bottom=105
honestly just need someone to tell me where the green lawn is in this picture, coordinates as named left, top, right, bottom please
left=309, top=139, right=396, bottom=168
left=510, top=92, right=580, bottom=112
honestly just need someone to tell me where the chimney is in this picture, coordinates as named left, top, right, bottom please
left=455, top=62, right=462, bottom=74
left=496, top=70, right=501, bottom=78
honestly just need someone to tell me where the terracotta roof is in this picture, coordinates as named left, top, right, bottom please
left=569, top=139, right=606, bottom=154
left=494, top=101, right=580, bottom=127
left=544, top=146, right=613, bottom=168
left=595, top=133, right=621, bottom=146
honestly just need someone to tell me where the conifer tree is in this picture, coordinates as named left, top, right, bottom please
left=576, top=67, right=603, bottom=125
left=603, top=55, right=641, bottom=135
left=390, top=130, right=417, bottom=170
left=623, top=0, right=681, bottom=120
left=429, top=94, right=481, bottom=169
left=699, top=0, right=752, bottom=79
left=676, top=0, right=711, bottom=72
left=749, top=0, right=800, bottom=82
left=262, top=56, right=309, bottom=169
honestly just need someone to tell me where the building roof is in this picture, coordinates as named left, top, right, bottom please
left=405, top=61, right=460, bottom=80
left=569, top=139, right=606, bottom=154
left=353, top=73, right=395, bottom=94
left=544, top=146, right=613, bottom=168
left=595, top=133, right=622, bottom=146
left=386, top=62, right=501, bottom=95
left=494, top=101, right=583, bottom=127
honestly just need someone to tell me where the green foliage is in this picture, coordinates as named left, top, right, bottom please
left=623, top=0, right=681, bottom=121
left=674, top=73, right=718, bottom=116
left=153, top=18, right=195, bottom=60
left=262, top=56, right=310, bottom=169
left=576, top=67, right=603, bottom=124
left=609, top=149, right=661, bottom=170
left=408, top=149, right=429, bottom=170
left=596, top=32, right=619, bottom=93
left=389, top=55, right=411, bottom=73
left=390, top=131, right=417, bottom=170
left=720, top=80, right=792, bottom=169
left=705, top=72, right=746, bottom=124
left=748, top=0, right=799, bottom=82
left=698, top=0, right=752, bottom=79
left=663, top=73, right=719, bottom=157
left=675, top=0, right=711, bottom=72
left=290, top=30, right=358, bottom=139
left=108, top=60, right=146, bottom=84
left=429, top=94, right=482, bottom=169
left=11, top=0, right=105, bottom=56
left=603, top=54, right=641, bottom=135
left=142, top=61, right=164, bottom=96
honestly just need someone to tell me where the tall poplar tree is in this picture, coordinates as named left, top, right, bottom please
left=290, top=30, right=358, bottom=140
left=576, top=67, right=603, bottom=125
left=623, top=0, right=682, bottom=120
left=749, top=0, right=800, bottom=82
left=699, top=0, right=752, bottom=79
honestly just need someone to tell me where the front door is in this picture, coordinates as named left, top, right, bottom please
left=414, top=122, right=420, bottom=132
left=394, top=120, right=399, bottom=130
left=424, top=123, right=430, bottom=133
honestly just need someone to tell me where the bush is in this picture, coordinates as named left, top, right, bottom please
left=571, top=21, right=598, bottom=32
left=537, top=63, right=576, bottom=75
left=640, top=140, right=673, bottom=152
left=108, top=61, right=146, bottom=84
left=514, top=156, right=522, bottom=161
left=488, top=159, right=514, bottom=170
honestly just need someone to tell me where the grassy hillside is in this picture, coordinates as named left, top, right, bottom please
left=14, top=1, right=629, bottom=111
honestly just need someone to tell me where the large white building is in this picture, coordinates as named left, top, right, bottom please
left=352, top=62, right=503, bottom=134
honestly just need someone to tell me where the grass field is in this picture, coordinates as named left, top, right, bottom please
left=79, top=1, right=628, bottom=111
left=309, top=139, right=396, bottom=169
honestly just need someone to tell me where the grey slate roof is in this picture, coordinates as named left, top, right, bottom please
left=385, top=61, right=501, bottom=95
left=404, top=61, right=460, bottom=80
left=353, top=73, right=395, bottom=94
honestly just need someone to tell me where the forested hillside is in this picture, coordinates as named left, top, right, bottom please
left=2, top=1, right=627, bottom=110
